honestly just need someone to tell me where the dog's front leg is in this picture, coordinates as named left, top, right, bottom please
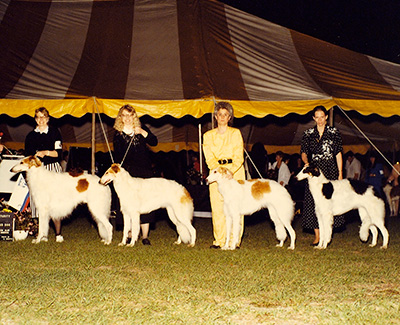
left=319, top=212, right=333, bottom=249
left=33, top=210, right=50, bottom=244
left=394, top=198, right=399, bottom=217
left=315, top=212, right=325, bottom=249
left=222, top=207, right=233, bottom=250
left=229, top=212, right=241, bottom=250
left=127, top=212, right=140, bottom=247
left=119, top=211, right=131, bottom=246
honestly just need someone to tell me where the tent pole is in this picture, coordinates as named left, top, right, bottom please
left=198, top=123, right=203, bottom=185
left=329, top=106, right=334, bottom=127
left=91, top=104, right=95, bottom=175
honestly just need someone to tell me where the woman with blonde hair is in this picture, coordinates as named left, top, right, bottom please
left=113, top=104, right=158, bottom=245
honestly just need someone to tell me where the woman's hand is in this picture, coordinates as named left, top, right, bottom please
left=135, top=127, right=148, bottom=138
left=36, top=150, right=51, bottom=158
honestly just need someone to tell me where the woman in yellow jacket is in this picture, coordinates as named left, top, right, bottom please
left=203, top=102, right=245, bottom=249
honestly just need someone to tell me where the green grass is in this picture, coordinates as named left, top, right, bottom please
left=1, top=212, right=399, bottom=324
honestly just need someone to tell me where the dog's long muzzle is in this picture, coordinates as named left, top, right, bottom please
left=99, top=178, right=111, bottom=186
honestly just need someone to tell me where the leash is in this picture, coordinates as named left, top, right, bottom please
left=120, top=133, right=136, bottom=167
left=244, top=148, right=264, bottom=179
left=93, top=97, right=114, bottom=164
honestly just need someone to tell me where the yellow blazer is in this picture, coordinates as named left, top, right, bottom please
left=203, top=127, right=244, bottom=178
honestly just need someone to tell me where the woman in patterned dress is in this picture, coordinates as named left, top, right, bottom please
left=300, top=106, right=345, bottom=245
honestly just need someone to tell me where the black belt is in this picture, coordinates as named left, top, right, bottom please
left=218, top=159, right=232, bottom=165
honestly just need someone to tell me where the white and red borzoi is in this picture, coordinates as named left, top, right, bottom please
left=206, top=167, right=296, bottom=250
left=11, top=156, right=113, bottom=244
left=99, top=164, right=196, bottom=247
left=296, top=165, right=389, bottom=249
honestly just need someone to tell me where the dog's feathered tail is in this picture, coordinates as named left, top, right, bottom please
left=359, top=223, right=370, bottom=242
left=166, top=201, right=196, bottom=246
left=176, top=223, right=193, bottom=244
left=274, top=223, right=288, bottom=242
left=97, top=221, right=113, bottom=244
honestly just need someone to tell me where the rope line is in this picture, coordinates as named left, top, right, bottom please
left=93, top=97, right=114, bottom=164
left=336, top=105, right=399, bottom=175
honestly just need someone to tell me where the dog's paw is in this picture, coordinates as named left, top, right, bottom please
left=287, top=245, right=295, bottom=250
left=380, top=245, right=388, bottom=249
left=222, top=245, right=235, bottom=250
left=118, top=242, right=126, bottom=246
left=187, top=243, right=195, bottom=247
left=56, top=235, right=64, bottom=243
left=32, top=236, right=48, bottom=244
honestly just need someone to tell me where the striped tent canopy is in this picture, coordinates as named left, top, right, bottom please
left=0, top=0, right=400, bottom=153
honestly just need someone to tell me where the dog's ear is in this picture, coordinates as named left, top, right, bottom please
left=311, top=167, right=320, bottom=177
left=111, top=164, right=120, bottom=173
left=303, top=164, right=320, bottom=177
left=219, top=167, right=233, bottom=179
left=303, top=165, right=312, bottom=174
left=28, top=156, right=42, bottom=168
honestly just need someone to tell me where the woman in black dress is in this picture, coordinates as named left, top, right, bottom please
left=300, top=106, right=345, bottom=245
left=113, top=104, right=158, bottom=245
left=25, top=107, right=64, bottom=242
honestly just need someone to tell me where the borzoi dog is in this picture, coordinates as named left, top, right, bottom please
left=383, top=183, right=400, bottom=217
left=11, top=156, right=113, bottom=244
left=296, top=164, right=389, bottom=249
left=99, top=164, right=196, bottom=247
left=206, top=167, right=296, bottom=250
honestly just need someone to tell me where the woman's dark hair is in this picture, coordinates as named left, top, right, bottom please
left=312, top=105, right=328, bottom=116
left=35, top=107, right=50, bottom=118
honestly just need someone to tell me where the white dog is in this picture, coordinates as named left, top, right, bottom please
left=99, top=164, right=196, bottom=247
left=296, top=164, right=389, bottom=249
left=11, top=156, right=113, bottom=244
left=206, top=166, right=296, bottom=250
left=383, top=183, right=400, bottom=217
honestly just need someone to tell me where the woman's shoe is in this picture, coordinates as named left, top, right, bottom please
left=142, top=238, right=151, bottom=245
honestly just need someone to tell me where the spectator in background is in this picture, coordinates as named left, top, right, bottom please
left=365, top=151, right=384, bottom=197
left=269, top=151, right=291, bottom=187
left=248, top=142, right=269, bottom=178
left=345, top=151, right=361, bottom=180
left=387, top=161, right=400, bottom=186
